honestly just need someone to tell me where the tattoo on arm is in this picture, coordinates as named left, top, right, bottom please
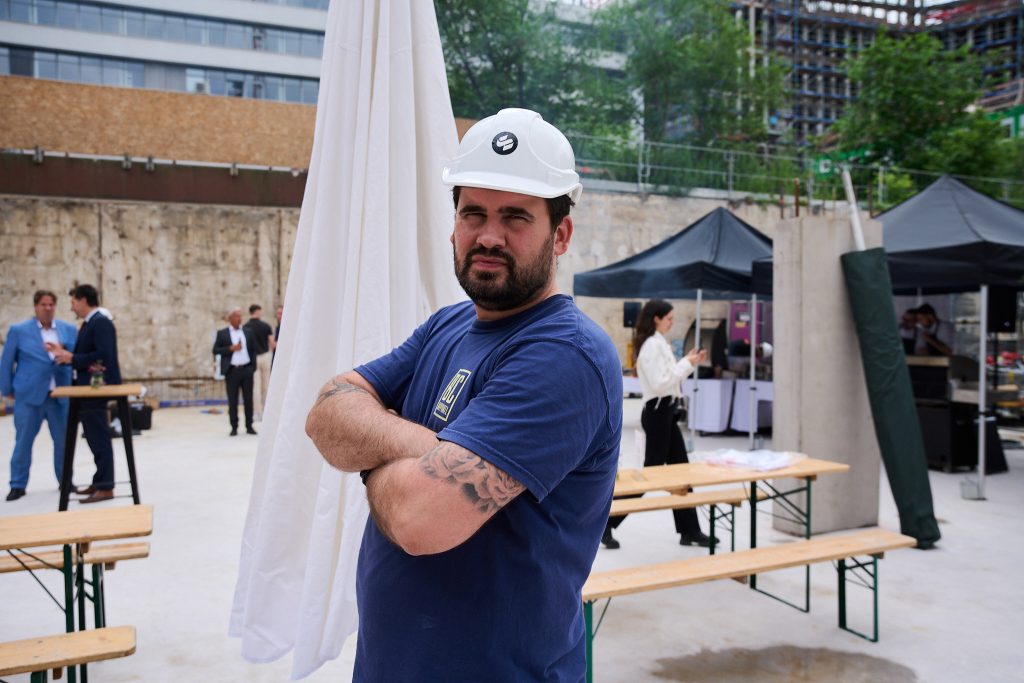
left=419, top=443, right=525, bottom=514
left=314, top=377, right=368, bottom=406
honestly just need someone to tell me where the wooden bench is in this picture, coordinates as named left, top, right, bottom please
left=610, top=487, right=768, bottom=553
left=582, top=528, right=916, bottom=683
left=1, top=542, right=149, bottom=630
left=0, top=626, right=135, bottom=682
left=0, top=542, right=150, bottom=574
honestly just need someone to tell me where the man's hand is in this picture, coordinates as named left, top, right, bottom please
left=305, top=371, right=438, bottom=473
left=49, top=347, right=72, bottom=364
left=230, top=342, right=242, bottom=352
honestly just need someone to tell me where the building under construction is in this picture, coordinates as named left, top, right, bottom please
left=732, top=0, right=1024, bottom=142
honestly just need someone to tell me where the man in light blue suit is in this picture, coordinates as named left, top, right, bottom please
left=0, top=290, right=78, bottom=501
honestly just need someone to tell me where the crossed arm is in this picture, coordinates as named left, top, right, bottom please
left=305, top=371, right=525, bottom=555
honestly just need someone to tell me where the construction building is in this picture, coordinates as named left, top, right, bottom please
left=732, top=0, right=1024, bottom=142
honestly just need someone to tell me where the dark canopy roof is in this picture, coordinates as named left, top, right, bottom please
left=881, top=175, right=1024, bottom=293
left=573, top=207, right=772, bottom=300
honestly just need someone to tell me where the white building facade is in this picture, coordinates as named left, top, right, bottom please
left=0, top=0, right=327, bottom=103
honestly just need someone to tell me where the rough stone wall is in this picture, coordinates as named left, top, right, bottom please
left=1, top=189, right=830, bottom=383
left=0, top=195, right=296, bottom=383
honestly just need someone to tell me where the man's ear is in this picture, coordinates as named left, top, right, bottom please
left=553, top=216, right=573, bottom=257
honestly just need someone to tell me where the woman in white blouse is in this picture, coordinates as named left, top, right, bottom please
left=602, top=299, right=710, bottom=550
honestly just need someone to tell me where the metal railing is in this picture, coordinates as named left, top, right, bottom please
left=571, top=133, right=1024, bottom=211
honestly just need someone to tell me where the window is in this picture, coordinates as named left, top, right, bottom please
left=125, top=61, right=144, bottom=87
left=36, top=0, right=56, bottom=25
left=284, top=77, right=300, bottom=102
left=0, top=1, right=8, bottom=20
left=284, top=31, right=300, bottom=55
left=207, top=21, right=225, bottom=46
left=102, top=58, right=122, bottom=85
left=9, top=0, right=30, bottom=22
left=80, top=55, right=100, bottom=83
left=265, top=29, right=284, bottom=53
left=225, top=23, right=251, bottom=49
left=165, top=15, right=185, bottom=41
left=300, top=80, right=316, bottom=104
left=263, top=75, right=281, bottom=100
left=125, top=10, right=143, bottom=36
left=57, top=52, right=78, bottom=80
left=226, top=73, right=245, bottom=97
left=144, top=13, right=163, bottom=39
left=0, top=46, right=7, bottom=74
left=301, top=33, right=320, bottom=58
left=35, top=50, right=57, bottom=78
left=79, top=4, right=100, bottom=31
left=185, top=18, right=203, bottom=43
left=56, top=1, right=77, bottom=28
left=100, top=6, right=120, bottom=33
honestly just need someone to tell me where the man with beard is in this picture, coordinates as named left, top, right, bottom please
left=305, top=108, right=622, bottom=682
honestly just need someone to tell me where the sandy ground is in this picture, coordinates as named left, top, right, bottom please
left=1, top=402, right=1022, bottom=682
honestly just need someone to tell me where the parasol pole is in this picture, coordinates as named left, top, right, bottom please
left=963, top=285, right=989, bottom=500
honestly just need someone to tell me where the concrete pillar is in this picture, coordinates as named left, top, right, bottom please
left=772, top=211, right=882, bottom=535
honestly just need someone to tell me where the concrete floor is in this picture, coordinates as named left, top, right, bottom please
left=1, top=401, right=1021, bottom=682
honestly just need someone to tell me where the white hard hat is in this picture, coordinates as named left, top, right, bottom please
left=760, top=342, right=773, bottom=359
left=442, top=108, right=582, bottom=203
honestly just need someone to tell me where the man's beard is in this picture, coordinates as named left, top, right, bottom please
left=454, top=234, right=555, bottom=312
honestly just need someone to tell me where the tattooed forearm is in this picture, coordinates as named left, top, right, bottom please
left=314, top=377, right=368, bottom=406
left=419, top=443, right=524, bottom=514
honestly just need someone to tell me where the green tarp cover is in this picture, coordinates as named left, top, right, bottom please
left=841, top=247, right=941, bottom=548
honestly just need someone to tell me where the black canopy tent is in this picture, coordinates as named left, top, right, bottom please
left=881, top=175, right=1024, bottom=499
left=574, top=207, right=773, bottom=447
left=883, top=175, right=1024, bottom=294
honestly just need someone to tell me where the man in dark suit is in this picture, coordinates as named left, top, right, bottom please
left=51, top=284, right=121, bottom=504
left=213, top=307, right=257, bottom=436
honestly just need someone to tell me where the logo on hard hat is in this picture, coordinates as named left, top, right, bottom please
left=491, top=132, right=518, bottom=155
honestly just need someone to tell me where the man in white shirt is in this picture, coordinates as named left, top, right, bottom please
left=914, top=303, right=953, bottom=356
left=213, top=307, right=258, bottom=436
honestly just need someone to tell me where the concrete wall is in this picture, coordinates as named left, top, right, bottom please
left=0, top=189, right=851, bottom=385
left=772, top=213, right=883, bottom=535
left=0, top=194, right=297, bottom=382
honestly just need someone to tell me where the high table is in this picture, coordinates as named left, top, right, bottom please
left=0, top=505, right=153, bottom=683
left=729, top=379, right=774, bottom=433
left=681, top=378, right=735, bottom=433
left=51, top=384, right=144, bottom=511
left=614, top=456, right=850, bottom=608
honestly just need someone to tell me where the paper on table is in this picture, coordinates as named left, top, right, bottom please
left=697, top=449, right=805, bottom=471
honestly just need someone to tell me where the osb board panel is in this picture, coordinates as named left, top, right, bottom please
left=0, top=76, right=476, bottom=165
left=0, top=76, right=315, bottom=168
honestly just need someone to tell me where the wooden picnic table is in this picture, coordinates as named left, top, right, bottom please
left=50, top=384, right=145, bottom=511
left=0, top=505, right=153, bottom=683
left=612, top=455, right=850, bottom=600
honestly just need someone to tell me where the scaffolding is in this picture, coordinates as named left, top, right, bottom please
left=733, top=0, right=1024, bottom=142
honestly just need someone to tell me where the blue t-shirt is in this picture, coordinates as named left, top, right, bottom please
left=353, top=294, right=622, bottom=683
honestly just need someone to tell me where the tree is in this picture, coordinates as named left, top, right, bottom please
left=595, top=0, right=785, bottom=146
left=434, top=0, right=632, bottom=137
left=834, top=31, right=992, bottom=173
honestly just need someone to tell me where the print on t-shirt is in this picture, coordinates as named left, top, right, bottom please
left=433, top=368, right=472, bottom=422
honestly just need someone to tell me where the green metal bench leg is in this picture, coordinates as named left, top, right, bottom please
left=584, top=601, right=594, bottom=683
left=92, top=564, right=106, bottom=628
left=30, top=670, right=49, bottom=682
left=709, top=505, right=717, bottom=555
left=838, top=555, right=880, bottom=642
left=63, top=545, right=77, bottom=683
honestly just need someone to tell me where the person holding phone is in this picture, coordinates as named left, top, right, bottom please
left=603, top=298, right=711, bottom=549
